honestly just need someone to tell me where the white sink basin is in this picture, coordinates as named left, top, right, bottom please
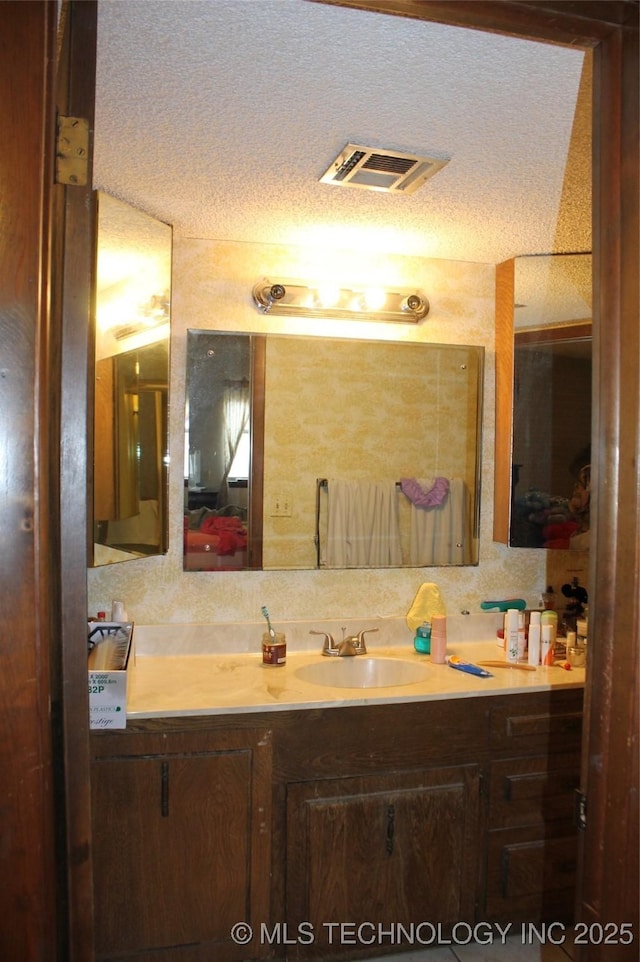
left=295, top=657, right=428, bottom=689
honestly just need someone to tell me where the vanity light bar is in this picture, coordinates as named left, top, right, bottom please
left=251, top=279, right=429, bottom=323
left=112, top=292, right=171, bottom=340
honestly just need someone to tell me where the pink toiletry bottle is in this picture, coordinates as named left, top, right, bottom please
left=430, top=615, right=447, bottom=664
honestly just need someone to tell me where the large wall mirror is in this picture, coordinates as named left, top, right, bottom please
left=91, top=192, right=172, bottom=567
left=185, top=332, right=484, bottom=571
left=495, top=253, right=592, bottom=548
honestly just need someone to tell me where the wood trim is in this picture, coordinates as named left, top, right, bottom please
left=307, top=0, right=637, bottom=43
left=1, top=2, right=634, bottom=959
left=515, top=322, right=592, bottom=345
left=0, top=2, right=59, bottom=957
left=54, top=2, right=98, bottom=959
left=249, top=334, right=266, bottom=568
left=493, top=259, right=515, bottom=544
left=579, top=12, right=640, bottom=945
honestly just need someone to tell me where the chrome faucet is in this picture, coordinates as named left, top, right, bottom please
left=311, top=627, right=379, bottom=657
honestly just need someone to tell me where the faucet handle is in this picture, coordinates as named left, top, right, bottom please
left=310, top=629, right=337, bottom=655
left=355, top=627, right=379, bottom=653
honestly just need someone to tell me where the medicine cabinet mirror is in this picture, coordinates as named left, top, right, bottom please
left=91, top=192, right=172, bottom=566
left=494, top=253, right=592, bottom=549
left=185, top=331, right=484, bottom=571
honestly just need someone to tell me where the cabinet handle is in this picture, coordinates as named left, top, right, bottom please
left=501, top=850, right=509, bottom=898
left=161, top=761, right=169, bottom=817
left=385, top=804, right=395, bottom=855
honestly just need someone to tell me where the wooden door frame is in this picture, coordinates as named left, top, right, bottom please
left=55, top=3, right=98, bottom=960
left=314, top=1, right=640, bottom=954
left=0, top=2, right=97, bottom=960
left=0, top=3, right=61, bottom=959
left=0, top=2, right=636, bottom=960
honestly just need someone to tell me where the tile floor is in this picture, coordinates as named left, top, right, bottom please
left=358, top=930, right=575, bottom=962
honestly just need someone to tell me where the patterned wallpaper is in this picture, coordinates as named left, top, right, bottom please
left=88, top=238, right=554, bottom=635
left=262, top=338, right=482, bottom=568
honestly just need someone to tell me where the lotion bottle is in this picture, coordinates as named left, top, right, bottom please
left=505, top=608, right=519, bottom=663
left=517, top=611, right=527, bottom=661
left=528, top=611, right=541, bottom=666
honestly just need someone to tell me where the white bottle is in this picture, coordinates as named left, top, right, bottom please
left=506, top=608, right=519, bottom=663
left=517, top=612, right=527, bottom=661
left=541, top=623, right=554, bottom=666
left=528, top=611, right=541, bottom=666
left=540, top=609, right=558, bottom=649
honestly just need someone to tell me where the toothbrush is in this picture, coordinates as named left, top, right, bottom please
left=261, top=605, right=276, bottom=640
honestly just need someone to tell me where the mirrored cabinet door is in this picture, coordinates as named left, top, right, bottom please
left=91, top=193, right=172, bottom=567
left=494, top=253, right=592, bottom=549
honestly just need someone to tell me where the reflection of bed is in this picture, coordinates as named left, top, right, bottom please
left=184, top=506, right=247, bottom=570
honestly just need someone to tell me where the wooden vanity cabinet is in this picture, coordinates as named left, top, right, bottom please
left=90, top=728, right=272, bottom=962
left=90, top=689, right=583, bottom=961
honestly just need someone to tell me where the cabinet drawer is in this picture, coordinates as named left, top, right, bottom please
left=489, top=752, right=580, bottom=829
left=486, top=824, right=578, bottom=922
left=489, top=691, right=583, bottom=753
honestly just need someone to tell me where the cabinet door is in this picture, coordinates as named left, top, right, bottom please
left=92, top=729, right=271, bottom=961
left=287, top=765, right=480, bottom=958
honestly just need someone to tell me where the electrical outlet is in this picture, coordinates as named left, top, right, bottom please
left=270, top=494, right=292, bottom=517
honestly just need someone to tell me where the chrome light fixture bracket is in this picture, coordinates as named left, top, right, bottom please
left=252, top=278, right=429, bottom=323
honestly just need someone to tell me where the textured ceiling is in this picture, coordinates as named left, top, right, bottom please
left=94, top=0, right=591, bottom=265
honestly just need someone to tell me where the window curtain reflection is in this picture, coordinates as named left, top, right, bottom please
left=218, top=380, right=249, bottom=505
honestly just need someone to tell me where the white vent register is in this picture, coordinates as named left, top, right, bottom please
left=320, top=143, right=449, bottom=194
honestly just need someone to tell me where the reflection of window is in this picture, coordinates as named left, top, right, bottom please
left=219, top=382, right=250, bottom=503
left=228, top=425, right=250, bottom=480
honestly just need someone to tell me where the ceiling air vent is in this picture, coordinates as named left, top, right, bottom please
left=320, top=143, right=449, bottom=195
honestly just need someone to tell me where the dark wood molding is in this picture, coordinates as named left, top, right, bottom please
left=515, top=322, right=592, bottom=345
left=249, top=335, right=266, bottom=569
left=579, top=11, right=639, bottom=948
left=307, top=0, right=638, bottom=42
left=0, top=1, right=636, bottom=959
left=53, top=2, right=99, bottom=959
left=494, top=259, right=516, bottom=544
left=0, top=2, right=60, bottom=957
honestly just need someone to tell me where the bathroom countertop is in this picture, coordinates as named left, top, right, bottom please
left=126, top=641, right=585, bottom=719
